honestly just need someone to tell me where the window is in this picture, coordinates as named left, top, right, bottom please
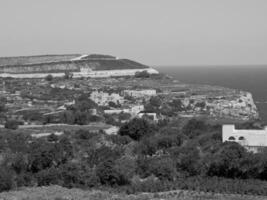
left=228, top=136, right=236, bottom=141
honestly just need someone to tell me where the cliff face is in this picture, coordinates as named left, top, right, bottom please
left=207, top=91, right=258, bottom=120
left=181, top=91, right=258, bottom=120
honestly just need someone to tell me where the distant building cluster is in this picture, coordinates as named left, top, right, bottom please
left=123, top=89, right=157, bottom=98
left=90, top=90, right=124, bottom=106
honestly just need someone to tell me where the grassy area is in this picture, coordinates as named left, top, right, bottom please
left=0, top=186, right=265, bottom=200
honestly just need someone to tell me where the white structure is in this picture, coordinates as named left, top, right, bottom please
left=137, top=112, right=158, bottom=122
left=222, top=124, right=267, bottom=152
left=90, top=90, right=124, bottom=106
left=31, top=131, right=64, bottom=138
left=0, top=68, right=159, bottom=79
left=104, top=105, right=144, bottom=116
left=104, top=126, right=119, bottom=135
left=123, top=89, right=156, bottom=98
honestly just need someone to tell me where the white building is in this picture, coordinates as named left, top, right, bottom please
left=123, top=89, right=156, bottom=98
left=137, top=112, right=158, bottom=122
left=222, top=124, right=267, bottom=152
left=104, top=105, right=144, bottom=116
left=0, top=68, right=159, bottom=79
left=90, top=90, right=124, bottom=106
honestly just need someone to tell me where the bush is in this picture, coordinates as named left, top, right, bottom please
left=96, top=159, right=127, bottom=186
left=119, top=118, right=154, bottom=140
left=75, top=129, right=96, bottom=140
left=36, top=167, right=62, bottom=186
left=0, top=168, right=14, bottom=192
left=4, top=120, right=22, bottom=130
left=45, top=74, right=53, bottom=81
left=135, top=70, right=150, bottom=78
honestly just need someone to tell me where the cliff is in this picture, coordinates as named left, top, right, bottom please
left=181, top=91, right=258, bottom=120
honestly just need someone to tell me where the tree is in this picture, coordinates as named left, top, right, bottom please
left=96, top=159, right=126, bottom=186
left=47, top=133, right=59, bottom=142
left=4, top=120, right=21, bottom=130
left=45, top=74, right=53, bottom=81
left=176, top=145, right=202, bottom=176
left=149, top=157, right=177, bottom=181
left=149, top=96, right=162, bottom=107
left=35, top=167, right=61, bottom=186
left=135, top=70, right=150, bottom=78
left=207, top=142, right=247, bottom=178
left=0, top=168, right=14, bottom=192
left=64, top=71, right=73, bottom=79
left=169, top=99, right=184, bottom=111
left=119, top=118, right=154, bottom=140
left=182, top=119, right=207, bottom=139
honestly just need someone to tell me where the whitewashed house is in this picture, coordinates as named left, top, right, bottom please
left=222, top=124, right=267, bottom=153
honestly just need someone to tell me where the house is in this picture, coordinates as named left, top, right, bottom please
left=104, top=126, right=119, bottom=135
left=137, top=112, right=158, bottom=122
left=104, top=105, right=144, bottom=116
left=222, top=124, right=267, bottom=153
left=90, top=90, right=124, bottom=106
left=31, top=131, right=64, bottom=138
left=123, top=89, right=156, bottom=98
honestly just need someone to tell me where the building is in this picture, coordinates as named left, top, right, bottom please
left=90, top=90, right=124, bottom=106
left=137, top=112, right=158, bottom=122
left=123, top=89, right=156, bottom=98
left=222, top=124, right=267, bottom=153
left=104, top=105, right=144, bottom=116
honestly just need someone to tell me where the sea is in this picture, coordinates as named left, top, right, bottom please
left=154, top=66, right=267, bottom=123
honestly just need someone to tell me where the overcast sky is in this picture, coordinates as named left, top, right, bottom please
left=0, top=0, right=267, bottom=66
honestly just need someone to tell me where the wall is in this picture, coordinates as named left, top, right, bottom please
left=0, top=68, right=159, bottom=78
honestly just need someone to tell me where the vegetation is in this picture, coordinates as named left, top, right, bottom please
left=45, top=74, right=53, bottom=81
left=135, top=70, right=150, bottom=78
left=0, top=117, right=267, bottom=196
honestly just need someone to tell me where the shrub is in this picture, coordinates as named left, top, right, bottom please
left=119, top=118, right=154, bottom=140
left=0, top=168, right=14, bottom=192
left=35, top=167, right=62, bottom=186
left=135, top=70, right=150, bottom=78
left=4, top=120, right=22, bottom=130
left=96, top=159, right=127, bottom=186
left=45, top=74, right=53, bottom=81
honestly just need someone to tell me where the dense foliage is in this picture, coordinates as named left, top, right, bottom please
left=1, top=118, right=267, bottom=196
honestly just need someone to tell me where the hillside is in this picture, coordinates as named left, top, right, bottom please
left=0, top=54, right=150, bottom=74
left=0, top=54, right=80, bottom=66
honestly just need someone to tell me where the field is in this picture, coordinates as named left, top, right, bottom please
left=0, top=186, right=266, bottom=200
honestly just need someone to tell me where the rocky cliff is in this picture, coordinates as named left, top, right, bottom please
left=181, top=91, right=258, bottom=120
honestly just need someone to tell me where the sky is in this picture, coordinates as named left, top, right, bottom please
left=0, top=0, right=267, bottom=66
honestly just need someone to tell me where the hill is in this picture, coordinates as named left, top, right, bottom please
left=0, top=54, right=80, bottom=66
left=0, top=54, right=157, bottom=78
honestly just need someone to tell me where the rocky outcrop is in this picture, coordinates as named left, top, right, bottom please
left=181, top=91, right=259, bottom=120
